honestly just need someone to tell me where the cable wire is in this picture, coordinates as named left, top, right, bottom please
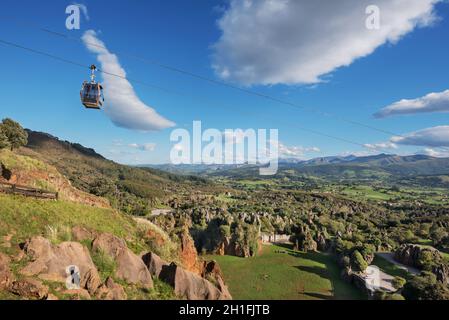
left=0, top=15, right=409, bottom=138
left=0, top=37, right=372, bottom=150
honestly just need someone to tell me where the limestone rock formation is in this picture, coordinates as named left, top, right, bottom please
left=92, top=233, right=153, bottom=288
left=0, top=252, right=14, bottom=290
left=96, top=277, right=127, bottom=300
left=179, top=230, right=202, bottom=274
left=202, top=260, right=232, bottom=300
left=141, top=252, right=168, bottom=278
left=394, top=244, right=441, bottom=269
left=10, top=278, right=49, bottom=299
left=20, top=236, right=101, bottom=294
left=159, top=262, right=229, bottom=300
left=71, top=226, right=97, bottom=242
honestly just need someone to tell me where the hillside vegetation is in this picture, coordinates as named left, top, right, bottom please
left=20, top=130, right=214, bottom=215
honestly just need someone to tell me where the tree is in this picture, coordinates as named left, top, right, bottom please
left=1, top=118, right=28, bottom=150
left=0, top=127, right=9, bottom=150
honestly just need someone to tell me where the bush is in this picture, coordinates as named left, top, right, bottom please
left=402, top=271, right=449, bottom=300
left=351, top=250, right=368, bottom=272
left=392, top=276, right=406, bottom=290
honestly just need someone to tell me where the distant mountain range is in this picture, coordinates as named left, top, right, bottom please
left=23, top=129, right=449, bottom=187
left=143, top=153, right=449, bottom=186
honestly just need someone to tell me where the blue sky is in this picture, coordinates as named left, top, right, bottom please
left=1, top=0, right=449, bottom=164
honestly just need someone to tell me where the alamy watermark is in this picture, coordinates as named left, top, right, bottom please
left=65, top=265, right=81, bottom=290
left=65, top=4, right=89, bottom=30
left=170, top=121, right=279, bottom=175
left=365, top=5, right=381, bottom=30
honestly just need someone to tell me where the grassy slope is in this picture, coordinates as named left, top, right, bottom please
left=0, top=193, right=177, bottom=300
left=208, top=244, right=364, bottom=300
left=0, top=194, right=136, bottom=246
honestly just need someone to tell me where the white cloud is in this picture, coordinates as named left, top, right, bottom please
left=363, top=142, right=398, bottom=150
left=212, top=0, right=441, bottom=85
left=73, top=3, right=90, bottom=21
left=374, top=89, right=449, bottom=118
left=419, top=147, right=449, bottom=157
left=82, top=30, right=175, bottom=131
left=391, top=126, right=449, bottom=147
left=128, top=143, right=156, bottom=151
left=278, top=142, right=320, bottom=158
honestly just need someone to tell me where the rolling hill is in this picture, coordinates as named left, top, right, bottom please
left=17, top=130, right=213, bottom=215
left=153, top=154, right=449, bottom=186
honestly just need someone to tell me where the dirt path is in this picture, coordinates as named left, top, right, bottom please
left=363, top=265, right=396, bottom=292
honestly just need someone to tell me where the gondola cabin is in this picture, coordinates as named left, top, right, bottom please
left=80, top=82, right=104, bottom=109
left=80, top=64, right=104, bottom=109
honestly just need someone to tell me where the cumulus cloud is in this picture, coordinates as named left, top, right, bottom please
left=212, top=0, right=441, bottom=85
left=82, top=30, right=175, bottom=131
left=391, top=126, right=449, bottom=147
left=374, top=89, right=449, bottom=118
left=128, top=143, right=156, bottom=151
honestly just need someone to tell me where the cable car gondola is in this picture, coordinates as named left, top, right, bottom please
left=80, top=65, right=104, bottom=109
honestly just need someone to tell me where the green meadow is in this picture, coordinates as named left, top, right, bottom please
left=208, top=244, right=364, bottom=300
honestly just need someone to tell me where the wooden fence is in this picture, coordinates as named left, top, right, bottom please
left=0, top=181, right=58, bottom=200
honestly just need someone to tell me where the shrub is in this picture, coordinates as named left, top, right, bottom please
left=351, top=250, right=368, bottom=272
left=392, top=276, right=406, bottom=290
left=402, top=271, right=449, bottom=300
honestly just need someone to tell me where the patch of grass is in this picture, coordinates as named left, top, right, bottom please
left=371, top=255, right=412, bottom=280
left=0, top=194, right=138, bottom=247
left=91, top=249, right=117, bottom=283
left=122, top=279, right=177, bottom=300
left=207, top=244, right=364, bottom=300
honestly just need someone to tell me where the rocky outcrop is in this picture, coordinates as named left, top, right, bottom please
left=0, top=252, right=14, bottom=290
left=141, top=252, right=168, bottom=278
left=61, top=288, right=91, bottom=300
left=292, top=225, right=318, bottom=252
left=202, top=260, right=232, bottom=300
left=159, top=263, right=229, bottom=300
left=316, top=232, right=329, bottom=252
left=20, top=236, right=101, bottom=294
left=395, top=244, right=449, bottom=284
left=202, top=260, right=224, bottom=280
left=215, top=237, right=251, bottom=258
left=92, top=233, right=153, bottom=288
left=95, top=277, right=127, bottom=300
left=10, top=278, right=49, bottom=299
left=432, top=263, right=449, bottom=284
left=293, top=235, right=318, bottom=252
left=179, top=230, right=202, bottom=274
left=71, top=226, right=97, bottom=242
left=394, top=244, right=441, bottom=269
